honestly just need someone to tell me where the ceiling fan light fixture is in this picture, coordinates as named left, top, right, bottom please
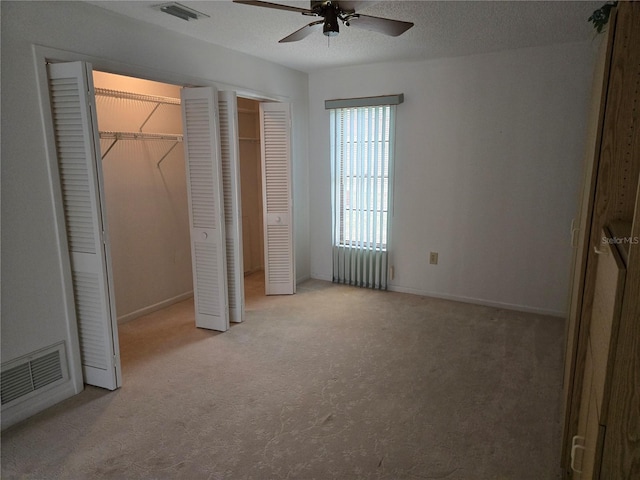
left=323, top=21, right=339, bottom=37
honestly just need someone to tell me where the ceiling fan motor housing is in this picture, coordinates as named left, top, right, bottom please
left=311, top=0, right=332, bottom=11
left=322, top=3, right=340, bottom=36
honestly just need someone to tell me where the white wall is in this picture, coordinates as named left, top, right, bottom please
left=1, top=0, right=309, bottom=424
left=93, top=72, right=193, bottom=322
left=309, top=42, right=596, bottom=316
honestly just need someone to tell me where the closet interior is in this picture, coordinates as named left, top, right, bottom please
left=237, top=97, right=265, bottom=281
left=94, top=71, right=193, bottom=326
left=92, top=72, right=266, bottom=363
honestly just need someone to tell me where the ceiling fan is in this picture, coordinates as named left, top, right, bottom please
left=233, top=0, right=414, bottom=43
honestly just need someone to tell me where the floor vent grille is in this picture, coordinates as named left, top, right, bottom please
left=1, top=344, right=66, bottom=406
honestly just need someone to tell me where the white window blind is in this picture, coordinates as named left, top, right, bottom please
left=330, top=104, right=397, bottom=290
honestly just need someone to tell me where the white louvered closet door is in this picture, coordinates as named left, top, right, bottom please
left=260, top=103, right=295, bottom=295
left=181, top=87, right=229, bottom=331
left=218, top=91, right=245, bottom=323
left=47, top=62, right=121, bottom=390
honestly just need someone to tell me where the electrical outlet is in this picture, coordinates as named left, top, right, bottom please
left=429, top=252, right=438, bottom=265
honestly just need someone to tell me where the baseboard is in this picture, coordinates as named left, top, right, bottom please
left=244, top=267, right=263, bottom=277
left=1, top=379, right=81, bottom=431
left=310, top=273, right=332, bottom=282
left=117, top=291, right=194, bottom=324
left=387, top=284, right=565, bottom=318
left=296, top=274, right=310, bottom=284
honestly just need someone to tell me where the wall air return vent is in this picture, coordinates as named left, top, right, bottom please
left=1, top=343, right=68, bottom=407
left=156, top=2, right=209, bottom=21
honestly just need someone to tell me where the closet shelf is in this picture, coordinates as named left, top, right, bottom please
left=95, top=88, right=181, bottom=106
left=99, top=131, right=183, bottom=142
left=95, top=88, right=181, bottom=133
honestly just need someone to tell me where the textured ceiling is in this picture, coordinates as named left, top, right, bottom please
left=90, top=0, right=603, bottom=73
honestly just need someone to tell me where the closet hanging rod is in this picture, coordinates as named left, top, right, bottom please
left=94, top=88, right=181, bottom=106
left=99, top=131, right=183, bottom=161
left=99, top=131, right=183, bottom=142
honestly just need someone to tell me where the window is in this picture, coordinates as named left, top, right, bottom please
left=328, top=97, right=400, bottom=289
left=331, top=106, right=393, bottom=250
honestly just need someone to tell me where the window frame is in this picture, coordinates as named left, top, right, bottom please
left=330, top=104, right=396, bottom=253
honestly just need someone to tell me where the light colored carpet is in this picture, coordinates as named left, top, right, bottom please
left=1, top=274, right=564, bottom=479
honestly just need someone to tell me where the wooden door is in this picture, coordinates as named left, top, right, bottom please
left=562, top=3, right=640, bottom=475
left=571, top=230, right=626, bottom=478
left=562, top=15, right=614, bottom=418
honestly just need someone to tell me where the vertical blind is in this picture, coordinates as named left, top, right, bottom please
left=330, top=104, right=396, bottom=289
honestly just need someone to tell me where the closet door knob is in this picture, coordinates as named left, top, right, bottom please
left=202, top=232, right=208, bottom=240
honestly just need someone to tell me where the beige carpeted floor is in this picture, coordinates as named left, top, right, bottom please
left=1, top=273, right=565, bottom=479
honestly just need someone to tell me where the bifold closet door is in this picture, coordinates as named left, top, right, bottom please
left=260, top=102, right=295, bottom=295
left=181, top=86, right=229, bottom=331
left=46, top=61, right=121, bottom=390
left=218, top=91, right=245, bottom=323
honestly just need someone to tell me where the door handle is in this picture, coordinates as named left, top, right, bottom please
left=593, top=245, right=608, bottom=255
left=570, top=435, right=585, bottom=474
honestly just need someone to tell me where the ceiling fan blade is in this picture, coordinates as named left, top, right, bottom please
left=233, top=0, right=314, bottom=15
left=279, top=20, right=324, bottom=43
left=347, top=14, right=414, bottom=36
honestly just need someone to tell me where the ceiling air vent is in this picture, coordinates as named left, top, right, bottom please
left=157, top=2, right=209, bottom=21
